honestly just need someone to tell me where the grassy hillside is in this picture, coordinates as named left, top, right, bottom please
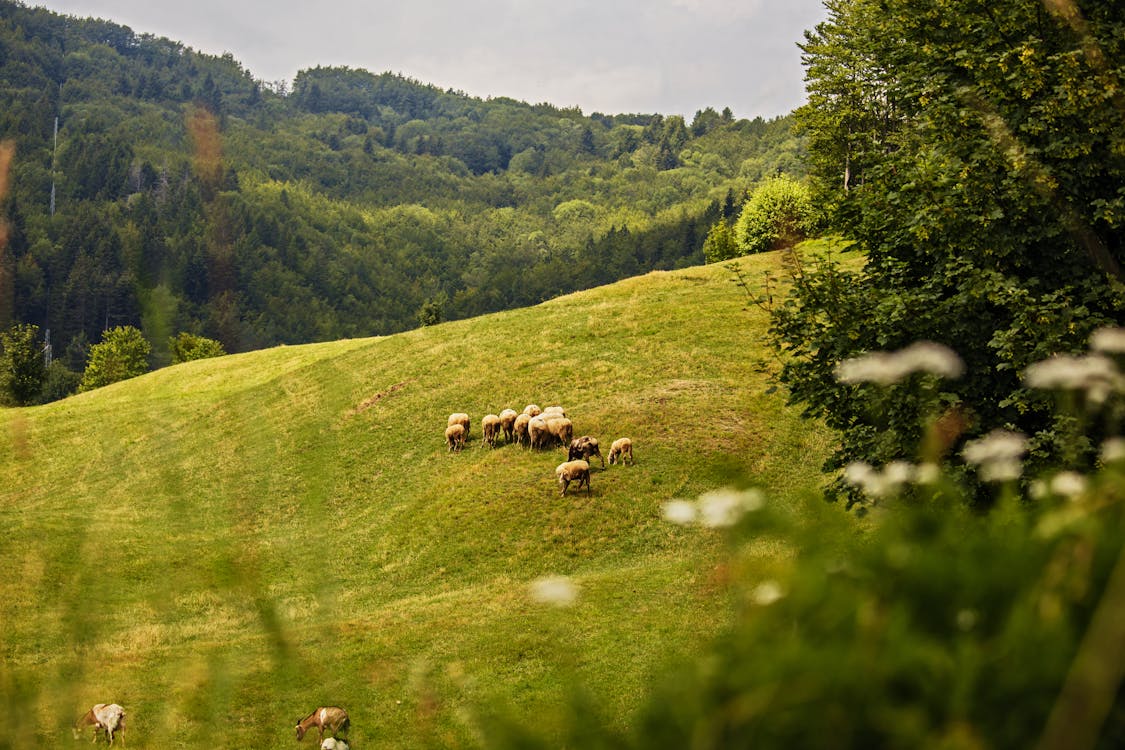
left=0, top=250, right=834, bottom=748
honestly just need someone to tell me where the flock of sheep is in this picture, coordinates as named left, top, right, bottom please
left=444, top=404, right=634, bottom=495
left=72, top=703, right=351, bottom=747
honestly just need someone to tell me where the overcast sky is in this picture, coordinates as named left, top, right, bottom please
left=33, top=0, right=827, bottom=120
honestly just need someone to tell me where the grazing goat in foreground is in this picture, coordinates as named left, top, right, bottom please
left=296, top=706, right=350, bottom=743
left=73, top=703, right=126, bottom=745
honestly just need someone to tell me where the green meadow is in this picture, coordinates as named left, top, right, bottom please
left=1, top=249, right=836, bottom=748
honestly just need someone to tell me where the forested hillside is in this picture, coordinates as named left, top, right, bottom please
left=0, top=0, right=803, bottom=370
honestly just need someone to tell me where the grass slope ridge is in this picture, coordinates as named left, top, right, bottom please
left=0, top=252, right=832, bottom=748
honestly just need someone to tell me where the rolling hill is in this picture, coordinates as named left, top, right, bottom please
left=0, top=250, right=834, bottom=748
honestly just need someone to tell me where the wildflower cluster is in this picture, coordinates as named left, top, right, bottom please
left=962, top=429, right=1028, bottom=483
left=662, top=488, right=765, bottom=528
left=842, top=460, right=940, bottom=500
left=834, top=341, right=964, bottom=386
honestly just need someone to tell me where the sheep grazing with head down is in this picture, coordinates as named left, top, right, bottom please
left=545, top=416, right=574, bottom=448
left=513, top=413, right=532, bottom=447
left=482, top=414, right=502, bottom=448
left=609, top=437, right=634, bottom=465
left=321, top=738, right=351, bottom=750
left=448, top=412, right=471, bottom=437
left=499, top=409, right=519, bottom=443
left=522, top=404, right=542, bottom=417
left=73, top=703, right=125, bottom=745
left=542, top=405, right=567, bottom=417
left=569, top=436, right=605, bottom=468
left=528, top=416, right=551, bottom=450
left=555, top=460, right=591, bottom=496
left=446, top=423, right=466, bottom=452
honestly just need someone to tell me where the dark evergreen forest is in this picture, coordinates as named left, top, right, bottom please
left=0, top=0, right=803, bottom=367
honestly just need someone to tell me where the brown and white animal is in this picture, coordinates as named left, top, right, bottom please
left=555, top=460, right=591, bottom=496
left=513, top=412, right=532, bottom=447
left=482, top=413, right=502, bottom=448
left=447, top=412, right=471, bottom=437
left=296, top=706, right=350, bottom=743
left=608, top=437, right=634, bottom=465
left=499, top=409, right=519, bottom=443
left=568, top=436, right=605, bottom=468
left=445, top=422, right=466, bottom=452
left=73, top=703, right=126, bottom=745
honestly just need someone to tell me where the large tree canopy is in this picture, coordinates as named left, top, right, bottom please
left=778, top=0, right=1125, bottom=497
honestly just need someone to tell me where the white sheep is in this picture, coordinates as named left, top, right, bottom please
left=545, top=416, right=574, bottom=448
left=499, top=409, right=519, bottom=442
left=528, top=416, right=551, bottom=450
left=482, top=414, right=502, bottom=448
left=514, top=413, right=532, bottom=447
left=321, top=738, right=351, bottom=750
left=542, top=405, right=567, bottom=417
left=608, top=437, right=634, bottom=465
left=522, top=404, right=542, bottom=417
left=447, top=412, right=471, bottom=437
left=555, top=459, right=591, bottom=496
left=446, top=423, right=466, bottom=452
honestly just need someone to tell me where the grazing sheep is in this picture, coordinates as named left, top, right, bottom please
left=297, top=706, right=350, bottom=743
left=609, top=437, right=634, bottom=465
left=482, top=414, right=502, bottom=448
left=446, top=423, right=466, bottom=452
left=522, top=404, right=542, bottom=417
left=545, top=416, right=574, bottom=448
left=321, top=739, right=350, bottom=750
left=542, top=405, right=567, bottom=417
left=447, top=412, right=471, bottom=437
left=514, top=413, right=532, bottom=447
left=528, top=416, right=551, bottom=450
left=555, top=460, right=591, bottom=496
left=499, top=409, right=519, bottom=442
left=73, top=703, right=125, bottom=745
left=569, top=436, right=605, bottom=468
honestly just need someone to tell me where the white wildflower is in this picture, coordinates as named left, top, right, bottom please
left=915, top=463, right=942, bottom=485
left=662, top=500, right=698, bottom=526
left=884, top=461, right=916, bottom=486
left=1101, top=438, right=1125, bottom=464
left=897, top=341, right=965, bottom=379
left=1090, top=326, right=1125, bottom=354
left=750, top=580, right=785, bottom=606
left=698, top=488, right=764, bottom=528
left=836, top=351, right=905, bottom=385
left=835, top=341, right=963, bottom=385
left=1050, top=471, right=1087, bottom=499
left=963, top=430, right=1027, bottom=482
left=962, top=429, right=1027, bottom=465
left=529, top=575, right=578, bottom=607
left=956, top=609, right=978, bottom=632
left=1029, top=479, right=1050, bottom=501
left=1023, top=354, right=1123, bottom=402
left=843, top=461, right=877, bottom=487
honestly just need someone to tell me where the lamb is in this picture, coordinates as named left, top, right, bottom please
left=499, top=409, right=519, bottom=443
left=482, top=414, right=502, bottom=448
left=321, top=738, right=351, bottom=750
left=513, top=413, right=532, bottom=447
left=608, top=437, right=634, bottom=466
left=445, top=423, right=466, bottom=452
left=568, top=436, right=605, bottom=468
left=447, top=412, right=471, bottom=437
left=555, top=460, right=591, bottom=496
left=296, top=706, right=350, bottom=743
left=73, top=703, right=126, bottom=745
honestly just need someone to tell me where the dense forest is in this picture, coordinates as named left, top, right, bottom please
left=0, top=0, right=803, bottom=372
